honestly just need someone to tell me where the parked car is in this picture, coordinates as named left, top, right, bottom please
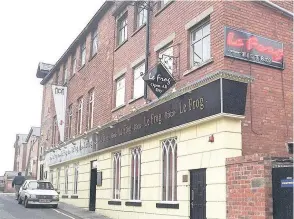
left=17, top=180, right=59, bottom=208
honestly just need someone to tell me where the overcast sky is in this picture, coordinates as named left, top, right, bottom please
left=0, top=0, right=105, bottom=176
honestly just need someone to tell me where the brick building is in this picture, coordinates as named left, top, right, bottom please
left=13, top=134, right=28, bottom=173
left=36, top=1, right=293, bottom=219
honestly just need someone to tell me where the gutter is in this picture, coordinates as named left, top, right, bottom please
left=260, top=0, right=293, bottom=18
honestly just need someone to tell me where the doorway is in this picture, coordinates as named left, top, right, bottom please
left=272, top=166, right=293, bottom=219
left=89, top=160, right=97, bottom=211
left=190, top=169, right=206, bottom=219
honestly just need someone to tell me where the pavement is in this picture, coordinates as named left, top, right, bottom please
left=0, top=193, right=110, bottom=219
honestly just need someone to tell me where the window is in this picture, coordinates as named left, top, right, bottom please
left=130, top=147, right=141, bottom=200
left=56, top=168, right=60, bottom=191
left=49, top=170, right=53, bottom=184
left=63, top=66, right=68, bottom=83
left=117, top=12, right=128, bottom=45
left=162, top=137, right=177, bottom=201
left=190, top=20, right=210, bottom=67
left=113, top=152, right=121, bottom=199
left=40, top=146, right=43, bottom=155
left=91, top=28, right=98, bottom=56
left=18, top=147, right=20, bottom=155
left=67, top=105, right=73, bottom=139
left=87, top=90, right=94, bottom=130
left=115, top=77, right=125, bottom=107
left=64, top=166, right=69, bottom=194
left=133, top=63, right=145, bottom=99
left=159, top=46, right=173, bottom=74
left=135, top=2, right=147, bottom=28
left=52, top=116, right=57, bottom=147
left=73, top=164, right=79, bottom=194
left=72, top=56, right=77, bottom=75
left=76, top=98, right=83, bottom=134
left=81, top=41, right=86, bottom=66
left=55, top=71, right=59, bottom=84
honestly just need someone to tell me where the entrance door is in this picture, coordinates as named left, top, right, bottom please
left=89, top=161, right=97, bottom=211
left=272, top=166, right=293, bottom=219
left=190, top=169, right=206, bottom=219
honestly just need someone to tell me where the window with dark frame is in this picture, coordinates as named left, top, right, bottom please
left=67, top=104, right=73, bottom=139
left=87, top=90, right=94, bottom=130
left=162, top=137, right=177, bottom=201
left=91, top=28, right=98, bottom=56
left=73, top=164, right=79, bottom=194
left=49, top=170, right=53, bottom=185
left=190, top=19, right=211, bottom=67
left=117, top=12, right=128, bottom=45
left=113, top=152, right=121, bottom=200
left=55, top=71, right=59, bottom=84
left=130, top=147, right=141, bottom=200
left=81, top=41, right=86, bottom=66
left=135, top=2, right=147, bottom=29
left=76, top=98, right=83, bottom=135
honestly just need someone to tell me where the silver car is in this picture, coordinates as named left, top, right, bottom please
left=18, top=180, right=59, bottom=208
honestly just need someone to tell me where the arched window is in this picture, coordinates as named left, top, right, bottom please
left=113, top=152, right=121, bottom=199
left=130, top=147, right=141, bottom=200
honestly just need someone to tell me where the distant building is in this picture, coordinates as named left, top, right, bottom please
left=13, top=134, right=27, bottom=173
left=3, top=171, right=23, bottom=193
left=0, top=176, right=4, bottom=192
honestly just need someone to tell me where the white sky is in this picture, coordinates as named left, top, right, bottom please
left=0, top=0, right=105, bottom=176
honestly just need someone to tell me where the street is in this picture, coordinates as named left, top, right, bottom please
left=0, top=193, right=76, bottom=219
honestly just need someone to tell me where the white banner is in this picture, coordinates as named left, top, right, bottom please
left=52, top=85, right=67, bottom=142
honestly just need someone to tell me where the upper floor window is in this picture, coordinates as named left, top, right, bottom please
left=130, top=147, right=141, bottom=200
left=72, top=56, right=77, bottom=75
left=190, top=20, right=210, bottom=67
left=55, top=71, right=59, bottom=85
left=87, top=90, right=94, bottom=130
left=81, top=41, right=86, bottom=66
left=113, top=152, right=121, bottom=200
left=64, top=166, right=69, bottom=194
left=133, top=63, right=145, bottom=99
left=63, top=66, right=68, bottom=83
left=115, top=76, right=125, bottom=107
left=117, top=12, right=128, bottom=45
left=67, top=104, right=73, bottom=139
left=135, top=2, right=147, bottom=29
left=52, top=116, right=58, bottom=147
left=73, top=164, right=79, bottom=194
left=91, top=28, right=98, bottom=56
left=76, top=98, right=83, bottom=135
left=159, top=45, right=173, bottom=74
left=162, top=137, right=177, bottom=201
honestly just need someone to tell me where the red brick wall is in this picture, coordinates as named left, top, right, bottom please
left=226, top=154, right=273, bottom=219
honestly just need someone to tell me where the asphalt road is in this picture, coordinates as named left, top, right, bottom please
left=0, top=193, right=75, bottom=219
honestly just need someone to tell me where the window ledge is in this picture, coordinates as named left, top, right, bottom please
left=156, top=202, right=179, bottom=209
left=125, top=201, right=142, bottom=207
left=111, top=104, right=126, bottom=112
left=89, top=52, right=97, bottom=62
left=131, top=24, right=146, bottom=37
left=61, top=195, right=69, bottom=199
left=108, top=200, right=121, bottom=205
left=115, top=39, right=128, bottom=52
left=129, top=95, right=144, bottom=104
left=183, top=57, right=214, bottom=76
left=70, top=195, right=78, bottom=199
left=155, top=1, right=174, bottom=17
left=78, top=64, right=86, bottom=72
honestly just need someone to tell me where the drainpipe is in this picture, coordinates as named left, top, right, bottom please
left=260, top=0, right=293, bottom=18
left=144, top=1, right=151, bottom=100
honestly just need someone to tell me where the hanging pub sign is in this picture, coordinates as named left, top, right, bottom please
left=224, top=27, right=284, bottom=69
left=143, top=62, right=176, bottom=98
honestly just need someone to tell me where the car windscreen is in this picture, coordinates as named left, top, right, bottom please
left=27, top=181, right=54, bottom=190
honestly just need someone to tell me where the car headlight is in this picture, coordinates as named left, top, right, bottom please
left=52, top=195, right=59, bottom=200
left=30, top=194, right=37, bottom=199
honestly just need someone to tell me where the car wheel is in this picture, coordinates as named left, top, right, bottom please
left=24, top=197, right=30, bottom=208
left=17, top=196, right=22, bottom=204
left=52, top=204, right=58, bottom=209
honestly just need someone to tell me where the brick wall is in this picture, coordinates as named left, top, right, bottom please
left=226, top=154, right=273, bottom=219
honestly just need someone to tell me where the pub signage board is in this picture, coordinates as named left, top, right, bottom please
left=224, top=27, right=284, bottom=69
left=143, top=63, right=176, bottom=98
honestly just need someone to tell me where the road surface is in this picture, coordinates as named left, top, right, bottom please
left=0, top=193, right=76, bottom=219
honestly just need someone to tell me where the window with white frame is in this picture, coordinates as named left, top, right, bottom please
left=162, top=137, right=177, bottom=201
left=67, top=104, right=73, bottom=139
left=76, top=98, right=83, bottom=134
left=63, top=66, right=68, bottom=83
left=91, top=28, right=98, bottom=56
left=113, top=152, right=121, bottom=200
left=72, top=56, right=77, bottom=75
left=133, top=63, right=145, bottom=99
left=87, top=90, right=94, bottom=130
left=115, top=77, right=125, bottom=107
left=130, top=147, right=141, bottom=200
left=159, top=45, right=173, bottom=74
left=136, top=2, right=147, bottom=29
left=73, top=164, right=79, bottom=194
left=117, top=12, right=128, bottom=45
left=56, top=168, right=60, bottom=191
left=81, top=41, right=86, bottom=66
left=190, top=20, right=210, bottom=67
left=64, top=166, right=69, bottom=194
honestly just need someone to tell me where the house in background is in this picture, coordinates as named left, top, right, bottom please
left=3, top=171, right=22, bottom=193
left=13, top=134, right=27, bottom=173
left=0, top=176, right=4, bottom=192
